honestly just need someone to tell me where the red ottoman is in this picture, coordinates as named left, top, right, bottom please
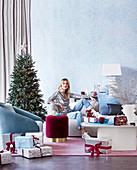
left=46, top=115, right=68, bottom=142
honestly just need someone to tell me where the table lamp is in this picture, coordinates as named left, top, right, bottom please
left=102, top=64, right=122, bottom=95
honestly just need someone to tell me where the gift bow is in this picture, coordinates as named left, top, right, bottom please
left=86, top=110, right=92, bottom=117
left=6, top=133, right=15, bottom=153
left=85, top=142, right=111, bottom=158
left=88, top=142, right=102, bottom=157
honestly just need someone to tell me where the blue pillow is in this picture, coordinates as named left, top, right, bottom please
left=97, top=93, right=120, bottom=115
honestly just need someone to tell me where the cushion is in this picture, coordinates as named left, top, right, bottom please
left=107, top=103, right=122, bottom=115
left=0, top=103, right=15, bottom=113
left=97, top=93, right=120, bottom=115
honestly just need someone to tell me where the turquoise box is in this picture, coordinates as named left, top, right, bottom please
left=15, top=136, right=33, bottom=148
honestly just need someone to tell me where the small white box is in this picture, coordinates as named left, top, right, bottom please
left=84, top=116, right=98, bottom=123
left=0, top=151, right=12, bottom=165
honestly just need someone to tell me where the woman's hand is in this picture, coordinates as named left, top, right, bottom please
left=61, top=104, right=64, bottom=111
left=89, top=96, right=96, bottom=103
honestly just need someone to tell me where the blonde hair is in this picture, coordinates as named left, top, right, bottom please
left=58, top=78, right=70, bottom=99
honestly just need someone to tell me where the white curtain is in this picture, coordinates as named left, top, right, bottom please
left=0, top=0, right=31, bottom=102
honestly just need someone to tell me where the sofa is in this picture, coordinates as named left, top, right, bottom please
left=68, top=92, right=137, bottom=137
left=47, top=100, right=99, bottom=137
left=47, top=92, right=137, bottom=137
left=0, top=103, right=43, bottom=149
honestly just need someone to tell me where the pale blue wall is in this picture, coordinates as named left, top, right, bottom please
left=31, top=0, right=137, bottom=104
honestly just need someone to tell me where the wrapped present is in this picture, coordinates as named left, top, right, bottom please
left=85, top=137, right=112, bottom=157
left=17, top=146, right=52, bottom=158
left=3, top=133, right=21, bottom=153
left=15, top=136, right=33, bottom=148
left=84, top=116, right=98, bottom=123
left=0, top=150, right=12, bottom=165
left=25, top=132, right=43, bottom=146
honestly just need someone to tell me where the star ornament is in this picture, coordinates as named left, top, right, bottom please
left=21, top=43, right=27, bottom=55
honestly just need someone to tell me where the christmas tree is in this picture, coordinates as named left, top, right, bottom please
left=7, top=47, right=47, bottom=120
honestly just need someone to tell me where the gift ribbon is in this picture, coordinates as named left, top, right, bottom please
left=6, top=133, right=15, bottom=153
left=85, top=142, right=111, bottom=158
left=86, top=110, right=92, bottom=117
left=32, top=135, right=40, bottom=146
left=35, top=146, right=43, bottom=157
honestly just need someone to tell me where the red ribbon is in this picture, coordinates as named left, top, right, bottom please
left=35, top=146, right=43, bottom=157
left=86, top=110, right=92, bottom=117
left=6, top=133, right=15, bottom=154
left=32, top=135, right=40, bottom=146
left=85, top=142, right=111, bottom=157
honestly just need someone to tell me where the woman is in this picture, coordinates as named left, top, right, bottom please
left=47, top=78, right=96, bottom=133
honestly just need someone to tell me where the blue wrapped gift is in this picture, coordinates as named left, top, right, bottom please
left=15, top=136, right=33, bottom=148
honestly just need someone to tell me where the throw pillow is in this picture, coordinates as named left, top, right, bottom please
left=0, top=103, right=15, bottom=113
left=97, top=93, right=120, bottom=115
left=107, top=103, right=122, bottom=115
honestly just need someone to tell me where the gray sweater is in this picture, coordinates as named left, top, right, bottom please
left=47, top=91, right=87, bottom=114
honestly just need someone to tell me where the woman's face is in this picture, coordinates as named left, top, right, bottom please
left=61, top=80, right=69, bottom=90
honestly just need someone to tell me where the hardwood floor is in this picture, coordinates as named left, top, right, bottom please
left=1, top=156, right=137, bottom=170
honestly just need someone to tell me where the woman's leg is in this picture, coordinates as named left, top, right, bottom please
left=71, top=98, right=93, bottom=112
left=67, top=111, right=82, bottom=130
left=71, top=98, right=93, bottom=133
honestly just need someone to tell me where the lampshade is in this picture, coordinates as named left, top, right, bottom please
left=102, top=64, right=122, bottom=76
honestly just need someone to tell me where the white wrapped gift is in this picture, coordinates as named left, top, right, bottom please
left=17, top=146, right=52, bottom=158
left=0, top=151, right=12, bottom=165
left=85, top=137, right=112, bottom=154
left=25, top=132, right=43, bottom=146
left=84, top=116, right=98, bottom=123
left=3, top=133, right=21, bottom=151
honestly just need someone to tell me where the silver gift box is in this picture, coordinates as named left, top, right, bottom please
left=85, top=137, right=112, bottom=154
left=17, top=146, right=52, bottom=158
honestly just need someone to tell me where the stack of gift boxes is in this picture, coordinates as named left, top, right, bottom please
left=84, top=110, right=112, bottom=157
left=0, top=132, right=52, bottom=165
left=84, top=110, right=98, bottom=123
